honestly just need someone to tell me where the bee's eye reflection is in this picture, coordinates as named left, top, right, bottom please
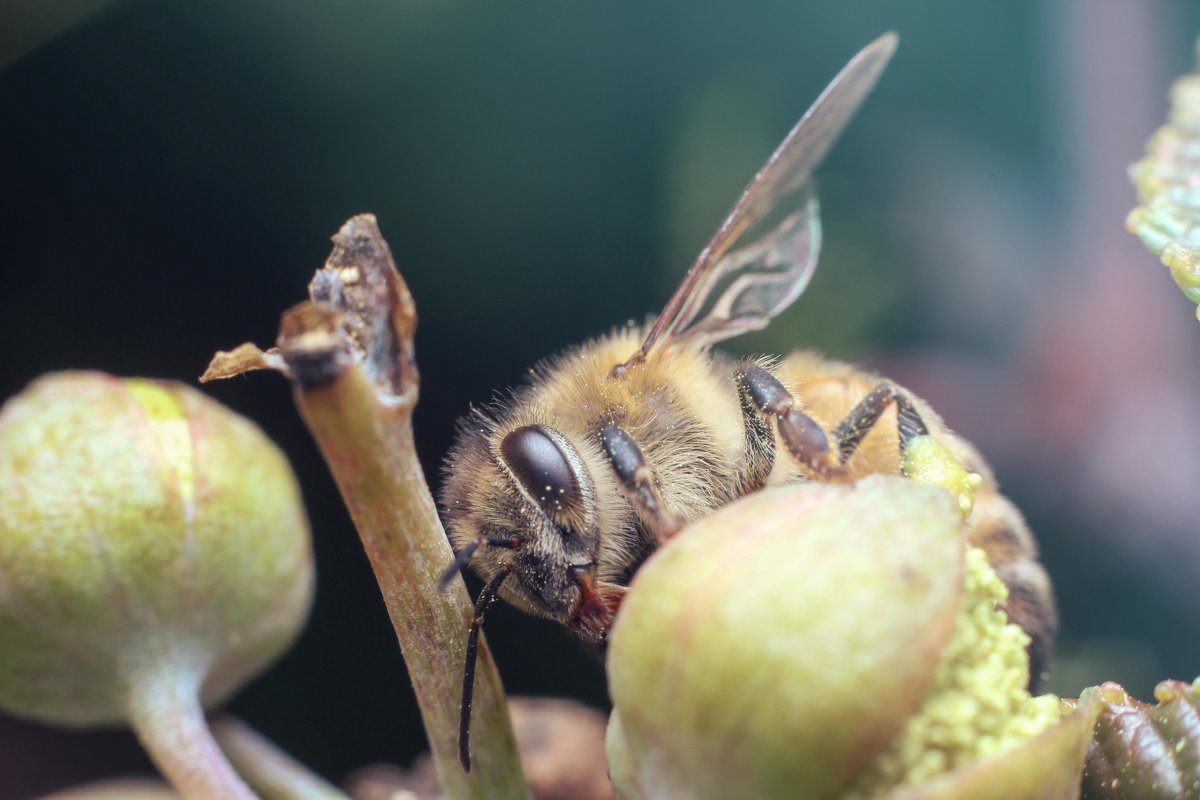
left=499, top=425, right=580, bottom=512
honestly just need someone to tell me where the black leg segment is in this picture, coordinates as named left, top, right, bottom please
left=736, top=362, right=844, bottom=480
left=437, top=534, right=520, bottom=591
left=735, top=368, right=776, bottom=493
left=599, top=423, right=682, bottom=540
left=740, top=362, right=795, bottom=416
left=459, top=567, right=510, bottom=772
left=833, top=382, right=930, bottom=464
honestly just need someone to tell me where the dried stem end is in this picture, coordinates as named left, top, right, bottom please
left=203, top=214, right=529, bottom=799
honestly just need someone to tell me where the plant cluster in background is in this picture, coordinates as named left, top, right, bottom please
left=1127, top=38, right=1200, bottom=320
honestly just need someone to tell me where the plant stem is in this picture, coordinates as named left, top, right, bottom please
left=212, top=714, right=350, bottom=800
left=276, top=216, right=529, bottom=799
left=289, top=362, right=528, bottom=799
left=202, top=215, right=529, bottom=798
left=125, top=666, right=257, bottom=800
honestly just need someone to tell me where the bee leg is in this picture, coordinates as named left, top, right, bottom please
left=458, top=566, right=511, bottom=773
left=734, top=364, right=777, bottom=492
left=832, top=383, right=927, bottom=462
left=437, top=533, right=520, bottom=590
left=834, top=384, right=981, bottom=518
left=600, top=423, right=683, bottom=541
left=736, top=362, right=845, bottom=482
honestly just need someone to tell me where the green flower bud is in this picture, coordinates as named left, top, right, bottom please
left=0, top=372, right=313, bottom=727
left=607, top=477, right=965, bottom=799
left=606, top=476, right=1085, bottom=799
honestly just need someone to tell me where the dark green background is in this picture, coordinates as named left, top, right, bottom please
left=3, top=1, right=1200, bottom=795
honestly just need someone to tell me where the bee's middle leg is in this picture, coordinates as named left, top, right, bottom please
left=735, top=361, right=846, bottom=489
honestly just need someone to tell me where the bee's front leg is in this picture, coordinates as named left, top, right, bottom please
left=735, top=361, right=846, bottom=488
left=599, top=423, right=683, bottom=542
left=833, top=383, right=981, bottom=518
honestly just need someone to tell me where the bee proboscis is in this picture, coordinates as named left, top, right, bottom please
left=439, top=32, right=1057, bottom=771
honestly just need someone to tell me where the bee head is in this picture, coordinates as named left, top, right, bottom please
left=442, top=420, right=615, bottom=642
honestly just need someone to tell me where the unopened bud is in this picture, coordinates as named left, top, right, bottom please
left=0, top=372, right=313, bottom=727
left=606, top=476, right=1089, bottom=799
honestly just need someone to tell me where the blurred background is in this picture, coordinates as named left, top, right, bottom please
left=3, top=0, right=1200, bottom=795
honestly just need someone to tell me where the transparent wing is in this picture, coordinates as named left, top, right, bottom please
left=633, top=32, right=897, bottom=359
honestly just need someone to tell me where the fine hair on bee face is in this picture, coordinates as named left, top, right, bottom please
left=438, top=32, right=1057, bottom=772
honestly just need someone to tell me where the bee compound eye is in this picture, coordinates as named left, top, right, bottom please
left=499, top=425, right=581, bottom=513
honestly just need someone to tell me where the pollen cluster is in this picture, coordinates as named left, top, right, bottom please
left=848, top=547, right=1062, bottom=796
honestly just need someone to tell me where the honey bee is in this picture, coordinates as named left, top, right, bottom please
left=439, top=32, right=1057, bottom=771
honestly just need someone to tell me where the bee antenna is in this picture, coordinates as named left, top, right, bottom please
left=438, top=535, right=520, bottom=592
left=459, top=567, right=511, bottom=772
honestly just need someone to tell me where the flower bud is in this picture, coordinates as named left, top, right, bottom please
left=0, top=372, right=313, bottom=727
left=606, top=476, right=1085, bottom=799
left=607, top=477, right=965, bottom=799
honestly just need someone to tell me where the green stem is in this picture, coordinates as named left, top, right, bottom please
left=291, top=366, right=528, bottom=799
left=125, top=667, right=257, bottom=800
left=212, top=714, right=349, bottom=800
left=277, top=215, right=529, bottom=799
left=202, top=214, right=529, bottom=798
